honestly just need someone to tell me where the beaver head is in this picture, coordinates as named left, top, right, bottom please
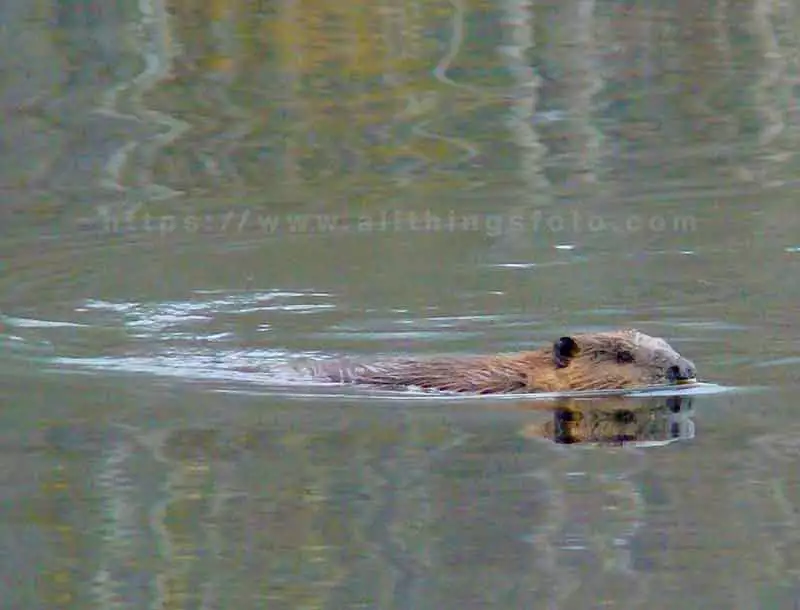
left=551, top=329, right=697, bottom=390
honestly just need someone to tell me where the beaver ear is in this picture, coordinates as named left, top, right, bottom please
left=553, top=336, right=580, bottom=368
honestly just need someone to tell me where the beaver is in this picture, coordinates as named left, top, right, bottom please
left=306, top=329, right=697, bottom=394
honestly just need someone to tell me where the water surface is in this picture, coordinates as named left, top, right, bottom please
left=2, top=0, right=799, bottom=608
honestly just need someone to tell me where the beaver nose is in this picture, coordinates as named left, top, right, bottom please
left=667, top=358, right=696, bottom=382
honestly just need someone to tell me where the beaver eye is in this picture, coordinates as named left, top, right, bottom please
left=616, top=351, right=634, bottom=364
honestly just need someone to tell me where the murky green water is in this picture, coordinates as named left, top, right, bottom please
left=2, top=0, right=799, bottom=608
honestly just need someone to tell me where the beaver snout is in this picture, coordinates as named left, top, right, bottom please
left=667, top=358, right=696, bottom=383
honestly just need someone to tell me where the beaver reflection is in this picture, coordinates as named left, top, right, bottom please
left=532, top=395, right=694, bottom=446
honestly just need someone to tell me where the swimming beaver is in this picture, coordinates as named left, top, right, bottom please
left=307, top=329, right=697, bottom=394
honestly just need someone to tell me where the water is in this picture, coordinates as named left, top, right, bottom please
left=2, top=0, right=800, bottom=608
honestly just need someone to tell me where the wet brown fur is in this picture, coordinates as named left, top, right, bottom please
left=307, top=329, right=696, bottom=394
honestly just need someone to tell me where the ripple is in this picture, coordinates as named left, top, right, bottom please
left=753, top=357, right=800, bottom=367
left=78, top=290, right=337, bottom=335
left=490, top=260, right=582, bottom=269
left=314, top=330, right=483, bottom=341
left=651, top=320, right=750, bottom=331
left=0, top=332, right=55, bottom=358
left=52, top=348, right=290, bottom=385
left=330, top=313, right=526, bottom=332
left=95, top=0, right=189, bottom=198
left=4, top=315, right=89, bottom=329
